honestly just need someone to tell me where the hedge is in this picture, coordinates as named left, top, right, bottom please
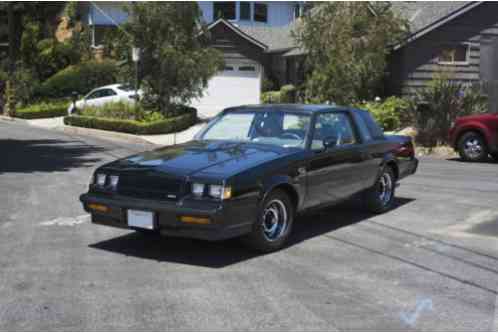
left=36, top=60, right=119, bottom=99
left=15, top=101, right=69, bottom=119
left=64, top=109, right=197, bottom=135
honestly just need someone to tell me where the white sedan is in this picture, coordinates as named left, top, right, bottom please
left=68, top=84, right=143, bottom=114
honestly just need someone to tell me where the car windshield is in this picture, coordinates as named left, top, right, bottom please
left=199, top=110, right=311, bottom=149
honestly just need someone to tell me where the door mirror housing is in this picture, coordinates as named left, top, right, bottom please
left=323, top=136, right=338, bottom=149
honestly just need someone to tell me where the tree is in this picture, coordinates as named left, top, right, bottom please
left=293, top=2, right=408, bottom=105
left=120, top=2, right=223, bottom=116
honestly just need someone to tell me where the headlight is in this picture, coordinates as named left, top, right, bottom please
left=109, top=175, right=119, bottom=189
left=192, top=183, right=205, bottom=197
left=209, top=185, right=232, bottom=200
left=96, top=173, right=107, bottom=186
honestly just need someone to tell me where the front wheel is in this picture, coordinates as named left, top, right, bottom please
left=364, top=167, right=396, bottom=214
left=243, top=189, right=294, bottom=252
left=490, top=153, right=498, bottom=162
left=458, top=131, right=488, bottom=162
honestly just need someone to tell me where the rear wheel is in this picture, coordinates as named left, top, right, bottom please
left=243, top=189, right=294, bottom=252
left=364, top=166, right=396, bottom=214
left=458, top=131, right=488, bottom=162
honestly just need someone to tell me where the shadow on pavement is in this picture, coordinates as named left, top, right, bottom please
left=89, top=197, right=414, bottom=268
left=446, top=157, right=498, bottom=164
left=1, top=139, right=106, bottom=174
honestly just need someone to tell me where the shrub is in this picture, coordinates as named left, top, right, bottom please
left=37, top=60, right=119, bottom=99
left=16, top=100, right=69, bottom=119
left=414, top=73, right=487, bottom=145
left=358, top=96, right=413, bottom=131
left=280, top=84, right=297, bottom=103
left=64, top=107, right=197, bottom=135
left=261, top=91, right=281, bottom=104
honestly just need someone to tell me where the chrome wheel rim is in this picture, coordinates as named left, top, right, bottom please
left=262, top=199, right=288, bottom=241
left=378, top=172, right=393, bottom=206
left=464, top=137, right=483, bottom=159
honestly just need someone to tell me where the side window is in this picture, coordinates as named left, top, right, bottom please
left=358, top=110, right=384, bottom=140
left=86, top=90, right=103, bottom=100
left=353, top=112, right=373, bottom=142
left=101, top=89, right=117, bottom=97
left=311, top=113, right=358, bottom=150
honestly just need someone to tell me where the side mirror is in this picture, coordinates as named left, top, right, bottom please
left=323, top=136, right=338, bottom=149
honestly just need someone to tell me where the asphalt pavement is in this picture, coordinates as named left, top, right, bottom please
left=0, top=119, right=497, bottom=330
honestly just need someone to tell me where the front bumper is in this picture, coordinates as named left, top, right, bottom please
left=80, top=193, right=255, bottom=241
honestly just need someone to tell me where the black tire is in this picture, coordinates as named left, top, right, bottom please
left=243, top=189, right=294, bottom=253
left=364, top=166, right=396, bottom=214
left=457, top=131, right=488, bottom=162
left=490, top=153, right=498, bottom=162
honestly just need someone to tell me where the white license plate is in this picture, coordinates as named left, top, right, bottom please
left=127, top=210, right=154, bottom=230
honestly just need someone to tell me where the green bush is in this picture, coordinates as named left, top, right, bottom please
left=16, top=100, right=69, bottom=119
left=64, top=107, right=197, bottom=135
left=261, top=91, right=280, bottom=104
left=37, top=60, right=119, bottom=99
left=414, top=73, right=487, bottom=145
left=357, top=97, right=413, bottom=131
left=280, top=84, right=297, bottom=103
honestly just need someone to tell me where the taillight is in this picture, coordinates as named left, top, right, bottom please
left=396, top=140, right=415, bottom=158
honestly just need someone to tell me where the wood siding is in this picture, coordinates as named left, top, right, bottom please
left=388, top=2, right=498, bottom=97
left=209, top=22, right=269, bottom=68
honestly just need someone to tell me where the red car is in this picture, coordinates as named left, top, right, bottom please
left=449, top=113, right=498, bottom=162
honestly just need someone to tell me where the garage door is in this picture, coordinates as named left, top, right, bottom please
left=191, top=62, right=262, bottom=119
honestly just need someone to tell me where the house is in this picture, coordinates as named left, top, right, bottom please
left=388, top=2, right=497, bottom=98
left=81, top=1, right=498, bottom=116
left=80, top=1, right=304, bottom=118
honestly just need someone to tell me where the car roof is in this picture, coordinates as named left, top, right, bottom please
left=224, top=104, right=354, bottom=114
left=94, top=84, right=124, bottom=90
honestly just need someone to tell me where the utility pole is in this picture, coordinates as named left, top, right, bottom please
left=7, top=2, right=14, bottom=73
left=6, top=2, right=16, bottom=116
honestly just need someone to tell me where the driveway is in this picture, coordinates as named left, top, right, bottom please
left=0, top=120, right=497, bottom=330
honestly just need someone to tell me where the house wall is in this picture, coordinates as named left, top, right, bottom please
left=199, top=1, right=298, bottom=27
left=85, top=1, right=298, bottom=27
left=388, top=2, right=498, bottom=98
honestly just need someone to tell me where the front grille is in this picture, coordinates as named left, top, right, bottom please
left=117, top=172, right=183, bottom=201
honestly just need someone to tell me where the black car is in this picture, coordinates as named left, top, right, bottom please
left=80, top=105, right=418, bottom=252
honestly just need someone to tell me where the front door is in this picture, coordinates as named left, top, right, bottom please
left=305, top=112, right=367, bottom=209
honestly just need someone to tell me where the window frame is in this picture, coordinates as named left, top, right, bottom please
left=437, top=43, right=471, bottom=65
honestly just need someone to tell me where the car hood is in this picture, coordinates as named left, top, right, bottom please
left=101, top=140, right=291, bottom=179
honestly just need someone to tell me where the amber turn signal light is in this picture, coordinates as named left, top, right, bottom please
left=88, top=203, right=109, bottom=213
left=179, top=216, right=211, bottom=225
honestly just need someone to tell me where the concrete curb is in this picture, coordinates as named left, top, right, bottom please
left=0, top=115, right=28, bottom=123
left=1, top=115, right=156, bottom=145
left=62, top=125, right=154, bottom=145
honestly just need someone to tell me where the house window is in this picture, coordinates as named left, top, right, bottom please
left=240, top=2, right=251, bottom=20
left=92, top=26, right=117, bottom=47
left=438, top=44, right=469, bottom=64
left=254, top=2, right=268, bottom=22
left=213, top=2, right=236, bottom=20
left=294, top=4, right=301, bottom=19
left=239, top=65, right=256, bottom=71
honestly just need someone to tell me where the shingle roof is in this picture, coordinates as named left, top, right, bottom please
left=237, top=24, right=297, bottom=52
left=231, top=2, right=482, bottom=54
left=390, top=1, right=473, bottom=34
